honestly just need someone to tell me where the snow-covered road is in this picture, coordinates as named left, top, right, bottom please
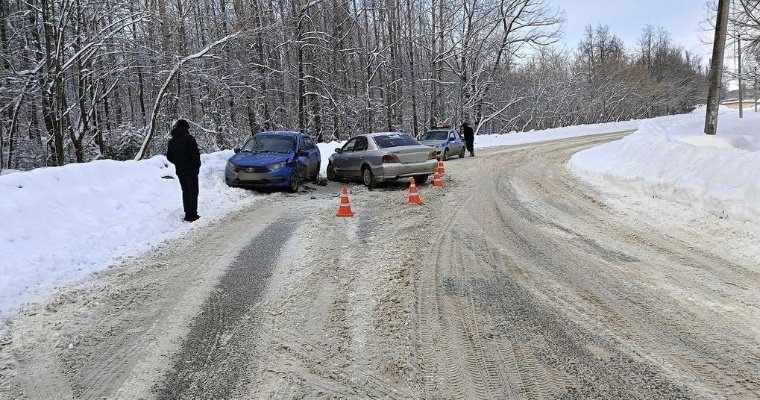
left=2, top=132, right=759, bottom=398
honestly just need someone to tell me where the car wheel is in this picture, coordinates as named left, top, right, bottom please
left=310, top=162, right=320, bottom=182
left=442, top=148, right=449, bottom=161
left=288, top=170, right=300, bottom=193
left=459, top=146, right=466, bottom=158
left=413, top=174, right=428, bottom=185
left=362, top=166, right=375, bottom=190
left=327, top=163, right=339, bottom=181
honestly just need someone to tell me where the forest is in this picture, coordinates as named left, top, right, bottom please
left=0, top=0, right=758, bottom=170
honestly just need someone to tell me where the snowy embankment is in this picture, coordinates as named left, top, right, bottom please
left=570, top=106, right=760, bottom=223
left=0, top=151, right=261, bottom=315
left=474, top=119, right=641, bottom=148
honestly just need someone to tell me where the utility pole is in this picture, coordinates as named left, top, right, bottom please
left=705, top=0, right=731, bottom=135
left=738, top=34, right=743, bottom=118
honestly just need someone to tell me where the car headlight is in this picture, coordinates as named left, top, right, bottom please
left=271, top=161, right=287, bottom=170
left=226, top=161, right=237, bottom=171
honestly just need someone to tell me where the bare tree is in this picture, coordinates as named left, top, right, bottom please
left=135, top=33, right=239, bottom=160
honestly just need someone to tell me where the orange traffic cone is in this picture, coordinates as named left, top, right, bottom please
left=432, top=171, right=444, bottom=188
left=436, top=158, right=445, bottom=175
left=408, top=177, right=423, bottom=205
left=336, top=185, right=355, bottom=217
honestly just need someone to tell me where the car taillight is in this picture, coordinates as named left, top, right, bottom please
left=382, top=154, right=400, bottom=163
left=428, top=151, right=437, bottom=160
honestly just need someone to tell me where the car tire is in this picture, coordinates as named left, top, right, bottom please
left=459, top=146, right=466, bottom=158
left=362, top=166, right=375, bottom=190
left=442, top=148, right=449, bottom=161
left=327, top=163, right=339, bottom=181
left=310, top=162, right=320, bottom=182
left=413, top=174, right=428, bottom=185
left=288, top=170, right=300, bottom=193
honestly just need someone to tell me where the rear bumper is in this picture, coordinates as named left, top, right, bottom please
left=374, top=159, right=438, bottom=181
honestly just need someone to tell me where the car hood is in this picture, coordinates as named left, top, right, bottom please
left=229, top=152, right=291, bottom=167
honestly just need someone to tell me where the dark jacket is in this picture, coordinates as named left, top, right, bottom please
left=167, top=127, right=201, bottom=176
left=462, top=125, right=474, bottom=140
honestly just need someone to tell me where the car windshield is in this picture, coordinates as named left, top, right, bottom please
left=419, top=130, right=449, bottom=141
left=242, top=136, right=295, bottom=153
left=373, top=133, right=420, bottom=149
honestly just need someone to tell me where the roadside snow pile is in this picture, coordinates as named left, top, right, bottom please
left=0, top=151, right=260, bottom=315
left=475, top=120, right=641, bottom=148
left=317, top=141, right=344, bottom=177
left=570, top=106, right=760, bottom=222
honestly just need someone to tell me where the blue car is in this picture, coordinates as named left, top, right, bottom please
left=417, top=127, right=466, bottom=160
left=225, top=131, right=321, bottom=192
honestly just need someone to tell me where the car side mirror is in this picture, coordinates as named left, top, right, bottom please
left=449, top=136, right=456, bottom=141
left=335, top=148, right=343, bottom=154
left=234, top=148, right=240, bottom=153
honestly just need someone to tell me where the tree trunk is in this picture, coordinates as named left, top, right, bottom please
left=405, top=0, right=418, bottom=136
left=73, top=0, right=88, bottom=163
left=0, top=123, right=4, bottom=172
left=0, top=0, right=9, bottom=169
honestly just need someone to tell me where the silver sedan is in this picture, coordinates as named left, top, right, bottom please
left=326, top=132, right=439, bottom=188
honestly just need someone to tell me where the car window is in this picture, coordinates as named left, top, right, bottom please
left=373, top=133, right=420, bottom=149
left=419, top=130, right=449, bottom=141
left=242, top=136, right=295, bottom=153
left=342, top=138, right=358, bottom=152
left=354, top=137, right=368, bottom=152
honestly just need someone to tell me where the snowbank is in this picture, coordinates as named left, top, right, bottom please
left=570, top=107, right=760, bottom=222
left=0, top=151, right=260, bottom=314
left=474, top=120, right=641, bottom=148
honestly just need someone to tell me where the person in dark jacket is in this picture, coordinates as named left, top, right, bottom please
left=462, top=122, right=475, bottom=157
left=166, top=119, right=201, bottom=222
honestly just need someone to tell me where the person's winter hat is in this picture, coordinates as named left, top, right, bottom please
left=175, top=119, right=190, bottom=130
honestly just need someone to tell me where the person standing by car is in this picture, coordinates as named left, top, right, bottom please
left=462, top=121, right=475, bottom=157
left=166, top=119, right=201, bottom=222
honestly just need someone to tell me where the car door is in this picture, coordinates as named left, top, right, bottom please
left=294, top=136, right=310, bottom=178
left=301, top=136, right=320, bottom=176
left=334, top=137, right=358, bottom=176
left=451, top=130, right=464, bottom=153
left=343, top=136, right=368, bottom=178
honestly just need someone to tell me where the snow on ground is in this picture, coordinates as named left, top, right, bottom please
left=474, top=120, right=641, bottom=148
left=0, top=151, right=261, bottom=315
left=4, top=111, right=756, bottom=318
left=570, top=106, right=760, bottom=223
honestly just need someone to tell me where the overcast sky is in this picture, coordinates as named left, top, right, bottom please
left=560, top=0, right=714, bottom=64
